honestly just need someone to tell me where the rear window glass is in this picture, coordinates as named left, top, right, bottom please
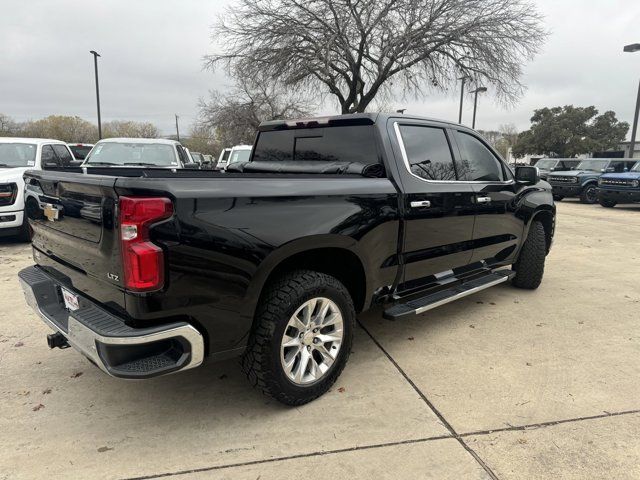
left=254, top=126, right=379, bottom=164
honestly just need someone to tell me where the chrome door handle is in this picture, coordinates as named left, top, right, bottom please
left=476, top=196, right=492, bottom=204
left=410, top=200, right=431, bottom=208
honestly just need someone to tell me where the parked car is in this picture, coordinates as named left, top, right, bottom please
left=82, top=138, right=192, bottom=168
left=67, top=143, right=94, bottom=161
left=548, top=158, right=637, bottom=203
left=203, top=154, right=214, bottom=167
left=226, top=145, right=252, bottom=170
left=0, top=137, right=75, bottom=240
left=534, top=158, right=581, bottom=180
left=19, top=113, right=554, bottom=405
left=216, top=147, right=232, bottom=170
left=597, top=161, right=640, bottom=207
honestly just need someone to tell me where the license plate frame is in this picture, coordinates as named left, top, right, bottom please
left=61, top=287, right=80, bottom=312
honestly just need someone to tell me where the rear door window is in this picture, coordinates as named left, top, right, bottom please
left=253, top=126, right=379, bottom=164
left=397, top=125, right=457, bottom=181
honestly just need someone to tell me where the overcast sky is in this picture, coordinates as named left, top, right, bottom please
left=1, top=0, right=639, bottom=138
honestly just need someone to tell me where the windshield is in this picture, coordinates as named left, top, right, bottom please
left=631, top=162, right=640, bottom=172
left=69, top=145, right=93, bottom=160
left=535, top=159, right=557, bottom=170
left=0, top=143, right=37, bottom=167
left=84, top=142, right=178, bottom=166
left=576, top=159, right=609, bottom=172
left=229, top=149, right=251, bottom=164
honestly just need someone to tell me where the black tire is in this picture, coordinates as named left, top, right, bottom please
left=241, top=270, right=355, bottom=406
left=512, top=221, right=546, bottom=290
left=17, top=217, right=31, bottom=242
left=579, top=184, right=598, bottom=204
left=598, top=198, right=617, bottom=208
left=552, top=195, right=564, bottom=201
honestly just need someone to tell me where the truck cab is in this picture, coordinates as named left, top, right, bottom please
left=0, top=137, right=75, bottom=240
left=548, top=158, right=637, bottom=203
left=597, top=161, right=640, bottom=207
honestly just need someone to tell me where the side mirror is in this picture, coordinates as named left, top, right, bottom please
left=515, top=166, right=539, bottom=185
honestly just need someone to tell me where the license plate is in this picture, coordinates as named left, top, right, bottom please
left=61, top=288, right=79, bottom=311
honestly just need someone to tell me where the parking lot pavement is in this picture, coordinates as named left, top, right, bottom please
left=1, top=200, right=639, bottom=479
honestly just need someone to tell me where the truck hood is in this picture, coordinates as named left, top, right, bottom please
left=599, top=171, right=640, bottom=180
left=0, top=167, right=29, bottom=185
left=549, top=170, right=597, bottom=177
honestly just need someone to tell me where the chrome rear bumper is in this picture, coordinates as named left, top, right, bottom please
left=19, top=265, right=204, bottom=379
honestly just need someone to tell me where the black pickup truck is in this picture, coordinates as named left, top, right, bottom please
left=19, top=113, right=555, bottom=405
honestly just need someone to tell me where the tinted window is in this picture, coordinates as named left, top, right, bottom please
left=398, top=125, right=457, bottom=181
left=41, top=145, right=58, bottom=167
left=609, top=160, right=637, bottom=173
left=254, top=126, right=378, bottom=164
left=52, top=145, right=74, bottom=166
left=457, top=132, right=504, bottom=181
left=69, top=145, right=92, bottom=160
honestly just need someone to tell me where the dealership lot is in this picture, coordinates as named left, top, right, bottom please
left=1, top=200, right=639, bottom=480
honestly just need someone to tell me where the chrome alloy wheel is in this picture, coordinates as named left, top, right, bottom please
left=280, top=297, right=344, bottom=385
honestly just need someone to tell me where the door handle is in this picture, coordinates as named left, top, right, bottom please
left=410, top=200, right=431, bottom=208
left=476, top=196, right=492, bottom=204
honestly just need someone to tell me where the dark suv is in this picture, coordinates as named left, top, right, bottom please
left=548, top=158, right=638, bottom=204
left=597, top=161, right=640, bottom=207
left=534, top=158, right=581, bottom=181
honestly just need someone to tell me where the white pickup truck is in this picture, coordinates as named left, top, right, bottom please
left=0, top=137, right=75, bottom=240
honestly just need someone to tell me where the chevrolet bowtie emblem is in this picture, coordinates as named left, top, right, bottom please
left=43, top=204, right=60, bottom=222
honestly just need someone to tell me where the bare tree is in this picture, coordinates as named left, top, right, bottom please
left=206, top=0, right=546, bottom=114
left=199, top=74, right=313, bottom=147
left=102, top=120, right=159, bottom=139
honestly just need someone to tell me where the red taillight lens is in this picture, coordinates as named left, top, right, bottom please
left=119, top=196, right=173, bottom=292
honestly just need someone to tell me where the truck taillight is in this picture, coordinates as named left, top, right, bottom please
left=119, top=196, right=173, bottom=292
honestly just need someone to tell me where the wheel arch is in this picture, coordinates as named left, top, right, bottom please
left=243, top=235, right=369, bottom=321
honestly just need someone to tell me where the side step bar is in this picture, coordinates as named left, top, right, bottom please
left=383, top=269, right=515, bottom=320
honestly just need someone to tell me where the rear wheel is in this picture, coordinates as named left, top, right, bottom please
left=512, top=221, right=546, bottom=290
left=242, top=270, right=355, bottom=406
left=598, top=198, right=617, bottom=208
left=580, top=184, right=598, bottom=204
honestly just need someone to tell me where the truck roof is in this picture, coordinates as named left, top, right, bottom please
left=0, top=137, right=68, bottom=145
left=258, top=112, right=461, bottom=131
left=95, top=138, right=181, bottom=145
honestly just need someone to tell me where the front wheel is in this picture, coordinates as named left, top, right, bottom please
left=512, top=221, right=546, bottom=290
left=598, top=198, right=617, bottom=208
left=242, top=270, right=355, bottom=406
left=579, top=184, right=598, bottom=204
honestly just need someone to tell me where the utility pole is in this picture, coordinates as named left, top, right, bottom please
left=175, top=114, right=180, bottom=141
left=458, top=76, right=468, bottom=124
left=471, top=87, right=488, bottom=129
left=623, top=43, right=640, bottom=158
left=89, top=50, right=102, bottom=139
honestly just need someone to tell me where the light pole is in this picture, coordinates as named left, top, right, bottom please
left=89, top=51, right=102, bottom=139
left=175, top=114, right=180, bottom=141
left=624, top=43, right=640, bottom=159
left=458, top=76, right=469, bottom=124
left=471, top=86, right=488, bottom=129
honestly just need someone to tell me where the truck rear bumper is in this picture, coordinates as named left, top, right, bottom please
left=18, top=265, right=205, bottom=379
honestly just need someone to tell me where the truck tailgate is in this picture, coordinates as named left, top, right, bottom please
left=25, top=170, right=125, bottom=308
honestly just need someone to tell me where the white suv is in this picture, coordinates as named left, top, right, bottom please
left=0, top=138, right=75, bottom=240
